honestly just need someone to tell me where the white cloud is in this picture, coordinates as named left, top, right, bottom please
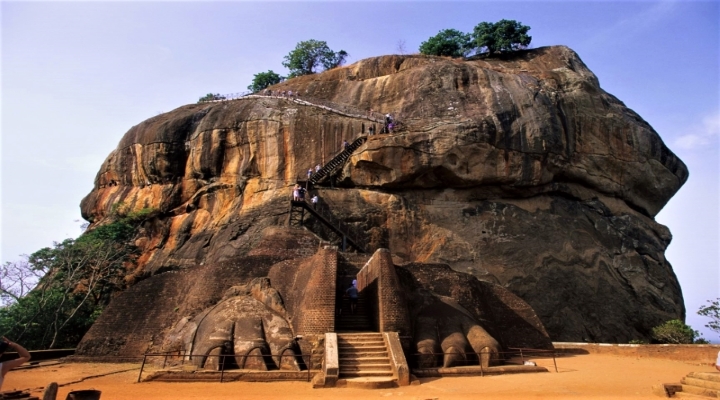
left=674, top=111, right=720, bottom=150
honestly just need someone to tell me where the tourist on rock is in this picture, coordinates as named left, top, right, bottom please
left=315, top=164, right=321, bottom=173
left=0, top=337, right=30, bottom=390
left=342, top=140, right=349, bottom=150
left=311, top=195, right=318, bottom=209
left=288, top=90, right=293, bottom=98
left=293, top=184, right=301, bottom=201
left=346, top=283, right=359, bottom=315
left=307, top=168, right=313, bottom=179
left=298, top=186, right=306, bottom=201
left=368, top=125, right=375, bottom=135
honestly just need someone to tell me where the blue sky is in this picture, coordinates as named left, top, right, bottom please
left=2, top=1, right=718, bottom=341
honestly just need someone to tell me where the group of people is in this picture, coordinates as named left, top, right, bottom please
left=307, top=164, right=322, bottom=180
left=263, top=89, right=298, bottom=98
left=292, top=184, right=319, bottom=209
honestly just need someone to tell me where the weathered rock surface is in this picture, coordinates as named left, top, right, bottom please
left=80, top=46, right=687, bottom=342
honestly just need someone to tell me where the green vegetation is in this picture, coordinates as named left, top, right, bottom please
left=698, top=298, right=720, bottom=339
left=197, top=93, right=226, bottom=103
left=247, top=70, right=284, bottom=93
left=0, top=203, right=154, bottom=349
left=282, top=39, right=347, bottom=78
left=418, top=20, right=532, bottom=57
left=651, top=319, right=701, bottom=344
left=473, top=19, right=531, bottom=55
left=419, top=29, right=473, bottom=57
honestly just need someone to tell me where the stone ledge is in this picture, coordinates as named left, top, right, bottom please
left=553, top=342, right=720, bottom=364
left=412, top=365, right=547, bottom=377
left=143, top=369, right=316, bottom=382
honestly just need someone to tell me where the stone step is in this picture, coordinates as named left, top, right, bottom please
left=338, top=341, right=385, bottom=347
left=689, top=372, right=720, bottom=383
left=336, top=377, right=397, bottom=389
left=338, top=334, right=381, bottom=339
left=338, top=357, right=391, bottom=365
left=340, top=370, right=394, bottom=378
left=337, top=332, right=382, bottom=336
left=339, top=345, right=387, bottom=352
left=681, top=384, right=718, bottom=397
left=683, top=377, right=720, bottom=391
left=337, top=335, right=382, bottom=340
left=674, top=392, right=714, bottom=399
left=339, top=351, right=389, bottom=359
left=340, top=364, right=392, bottom=372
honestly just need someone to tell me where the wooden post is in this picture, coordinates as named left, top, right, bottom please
left=42, top=382, right=58, bottom=400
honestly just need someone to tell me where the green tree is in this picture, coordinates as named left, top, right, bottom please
left=698, top=298, right=720, bottom=338
left=197, top=93, right=225, bottom=103
left=419, top=29, right=473, bottom=57
left=0, top=205, right=154, bottom=349
left=247, top=70, right=284, bottom=93
left=651, top=319, right=699, bottom=344
left=282, top=39, right=347, bottom=78
left=473, top=19, right=532, bottom=55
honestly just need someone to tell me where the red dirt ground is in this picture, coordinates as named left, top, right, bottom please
left=3, top=353, right=716, bottom=399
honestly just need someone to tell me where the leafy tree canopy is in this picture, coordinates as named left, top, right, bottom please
left=0, top=203, right=154, bottom=349
left=197, top=93, right=225, bottom=103
left=419, top=29, right=473, bottom=58
left=473, top=19, right=532, bottom=55
left=651, top=319, right=701, bottom=344
left=698, top=298, right=720, bottom=339
left=282, top=39, right=347, bottom=78
left=248, top=70, right=285, bottom=93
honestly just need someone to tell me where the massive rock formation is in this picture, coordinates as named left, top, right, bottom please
left=80, top=46, right=687, bottom=343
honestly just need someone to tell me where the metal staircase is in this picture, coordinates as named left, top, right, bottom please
left=287, top=199, right=366, bottom=253
left=309, top=136, right=367, bottom=186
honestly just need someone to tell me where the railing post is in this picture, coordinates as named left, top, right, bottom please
left=220, top=355, right=225, bottom=383
left=137, top=354, right=147, bottom=383
left=163, top=353, right=168, bottom=369
left=552, top=351, right=558, bottom=372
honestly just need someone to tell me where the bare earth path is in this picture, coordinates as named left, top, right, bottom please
left=4, top=354, right=716, bottom=399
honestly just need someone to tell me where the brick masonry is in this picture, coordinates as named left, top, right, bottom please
left=357, top=249, right=411, bottom=336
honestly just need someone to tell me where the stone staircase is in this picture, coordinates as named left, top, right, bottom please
left=335, top=293, right=373, bottom=332
left=336, top=333, right=396, bottom=388
left=677, top=372, right=720, bottom=398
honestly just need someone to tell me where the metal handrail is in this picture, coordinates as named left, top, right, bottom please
left=198, top=92, right=400, bottom=128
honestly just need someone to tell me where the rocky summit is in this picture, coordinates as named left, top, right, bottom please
left=80, top=46, right=687, bottom=348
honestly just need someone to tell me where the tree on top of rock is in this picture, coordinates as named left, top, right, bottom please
left=247, top=70, right=284, bottom=93
left=282, top=39, right=348, bottom=78
left=419, top=29, right=474, bottom=58
left=473, top=19, right=532, bottom=55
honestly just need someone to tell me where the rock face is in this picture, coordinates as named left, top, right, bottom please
left=80, top=46, right=687, bottom=343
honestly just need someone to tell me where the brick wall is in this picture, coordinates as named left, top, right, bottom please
left=295, top=246, right=338, bottom=334
left=357, top=249, right=411, bottom=336
left=268, top=246, right=338, bottom=336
